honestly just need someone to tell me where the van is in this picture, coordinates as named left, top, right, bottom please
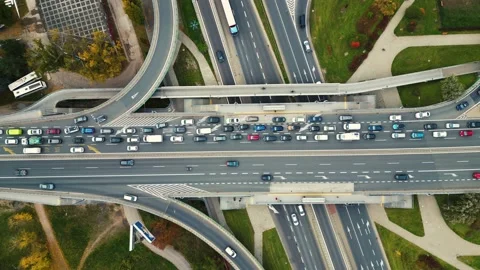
left=196, top=127, right=212, bottom=135
left=23, top=147, right=41, bottom=154
left=299, top=14, right=306, bottom=28
left=314, top=134, right=329, bottom=141
left=123, top=194, right=138, bottom=202
left=343, top=123, right=361, bottom=131
left=100, top=128, right=114, bottom=134
left=7, top=128, right=22, bottom=136
left=339, top=115, right=353, bottom=121
left=298, top=205, right=305, bottom=216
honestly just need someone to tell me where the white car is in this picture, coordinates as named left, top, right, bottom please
left=391, top=133, right=406, bottom=139
left=389, top=115, right=402, bottom=121
left=27, top=129, right=42, bottom=135
left=314, top=134, right=328, bottom=141
left=70, top=147, right=84, bottom=153
left=432, top=131, right=447, bottom=138
left=180, top=119, right=194, bottom=126
left=127, top=145, right=138, bottom=152
left=292, top=117, right=305, bottom=123
left=21, top=138, right=28, bottom=146
left=225, top=247, right=237, bottom=258
left=91, top=137, right=105, bottom=142
left=124, top=128, right=136, bottom=134
left=296, top=135, right=307, bottom=141
left=226, top=118, right=240, bottom=124
left=445, top=123, right=460, bottom=129
left=415, top=111, right=431, bottom=119
left=291, top=213, right=299, bottom=226
left=4, top=139, right=18, bottom=145
left=323, top=125, right=336, bottom=131
left=170, top=136, right=184, bottom=143
left=127, top=137, right=139, bottom=143
left=0, top=129, right=3, bottom=135
left=64, top=126, right=80, bottom=134
left=303, top=40, right=311, bottom=53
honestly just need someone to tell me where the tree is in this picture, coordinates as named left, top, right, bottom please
left=405, top=6, right=424, bottom=20
left=0, top=39, right=29, bottom=89
left=27, top=39, right=65, bottom=75
left=441, top=193, right=480, bottom=225
left=373, top=0, right=398, bottom=17
left=122, top=0, right=145, bottom=25
left=150, top=219, right=182, bottom=249
left=0, top=2, right=15, bottom=26
left=12, top=230, right=37, bottom=250
left=441, top=75, right=465, bottom=101
left=19, top=245, right=50, bottom=270
left=8, top=212, right=33, bottom=228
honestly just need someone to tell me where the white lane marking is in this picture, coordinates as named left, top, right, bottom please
left=387, top=162, right=399, bottom=165
left=285, top=164, right=297, bottom=166
left=319, top=164, right=331, bottom=166
left=422, top=161, right=434, bottom=164
left=85, top=167, right=98, bottom=169
left=52, top=167, right=64, bottom=170
left=353, top=163, right=365, bottom=165
left=457, top=160, right=469, bottom=163
left=418, top=168, right=480, bottom=173
left=252, top=164, right=264, bottom=166
left=153, top=166, right=165, bottom=168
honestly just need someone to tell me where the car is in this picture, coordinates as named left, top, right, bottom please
left=299, top=14, right=306, bottom=28
left=253, top=125, right=266, bottom=132
left=296, top=135, right=307, bottom=141
left=246, top=116, right=259, bottom=122
left=70, top=147, right=84, bottom=153
left=291, top=213, right=299, bottom=226
left=110, top=137, right=123, bottom=143
left=91, top=137, right=105, bottom=142
left=226, top=160, right=239, bottom=167
left=170, top=136, right=184, bottom=142
left=424, top=123, right=438, bottom=130
left=287, top=125, right=300, bottom=131
left=74, top=115, right=88, bottom=124
left=307, top=116, right=323, bottom=123
left=272, top=117, right=286, bottom=123
left=230, top=134, right=243, bottom=140
left=174, top=126, right=187, bottom=133
left=123, top=194, right=138, bottom=201
left=96, top=115, right=107, bottom=123
left=46, top=128, right=61, bottom=135
left=100, top=128, right=114, bottom=134
left=363, top=133, right=376, bottom=140
left=207, top=117, right=221, bottom=124
left=391, top=132, right=406, bottom=139
left=323, top=125, right=336, bottom=131
left=292, top=117, right=306, bottom=123
left=368, top=125, right=383, bottom=131
left=392, top=123, right=405, bottom=130
left=27, top=129, right=42, bottom=135
left=216, top=50, right=225, bottom=63
left=263, top=135, right=277, bottom=142
left=127, top=137, right=139, bottom=143
left=64, top=126, right=80, bottom=134
left=124, top=128, right=136, bottom=134
left=415, top=111, right=430, bottom=119
left=73, top=137, right=84, bottom=144
left=261, top=174, right=273, bottom=181
left=226, top=118, right=239, bottom=124
left=394, top=174, right=409, bottom=181
left=223, top=125, right=235, bottom=132
left=181, top=119, right=194, bottom=126
left=456, top=101, right=469, bottom=111
left=47, top=138, right=62, bottom=144
left=81, top=127, right=95, bottom=134
left=271, top=126, right=284, bottom=132
left=303, top=40, right=311, bottom=53
left=473, top=172, right=480, bottom=179
left=214, top=135, right=227, bottom=142
left=127, top=145, right=138, bottom=152
left=193, top=136, right=208, bottom=142
left=280, top=135, right=292, bottom=141
left=120, top=159, right=134, bottom=166
left=309, top=125, right=321, bottom=132
left=411, top=131, right=424, bottom=139
left=339, top=115, right=353, bottom=121
left=445, top=123, right=460, bottom=129
left=39, top=183, right=55, bottom=190
left=298, top=205, right=305, bottom=216
left=459, top=130, right=473, bottom=137
left=142, top=127, right=154, bottom=133
left=238, top=124, right=250, bottom=130
left=5, top=139, right=18, bottom=145
left=389, top=115, right=402, bottom=121
left=467, top=121, right=480, bottom=128
left=15, top=169, right=28, bottom=176
left=247, top=134, right=260, bottom=141
left=314, top=134, right=328, bottom=141
left=225, top=247, right=237, bottom=258
left=432, top=131, right=447, bottom=138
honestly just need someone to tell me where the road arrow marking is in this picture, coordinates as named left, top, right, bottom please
left=87, top=145, right=101, bottom=154
left=347, top=226, right=352, bottom=239
left=3, top=147, right=15, bottom=155
left=315, top=175, right=328, bottom=180
left=444, top=173, right=457, bottom=177
left=278, top=176, right=286, bottom=180
left=358, top=175, right=371, bottom=179
left=131, top=92, right=139, bottom=99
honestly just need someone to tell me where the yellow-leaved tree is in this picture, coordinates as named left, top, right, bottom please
left=19, top=244, right=50, bottom=270
left=8, top=212, right=33, bottom=228
left=12, top=230, right=37, bottom=250
left=373, top=0, right=398, bottom=16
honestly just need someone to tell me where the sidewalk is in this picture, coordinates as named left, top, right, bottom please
left=245, top=205, right=276, bottom=263
left=368, top=195, right=480, bottom=270
left=122, top=206, right=192, bottom=270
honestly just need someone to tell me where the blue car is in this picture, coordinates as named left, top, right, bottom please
left=81, top=127, right=95, bottom=134
left=307, top=116, right=323, bottom=123
left=368, top=125, right=383, bottom=131
left=271, top=126, right=284, bottom=132
left=253, top=125, right=266, bottom=132
left=392, top=123, right=405, bottom=130
left=456, top=101, right=469, bottom=111
left=410, top=131, right=424, bottom=139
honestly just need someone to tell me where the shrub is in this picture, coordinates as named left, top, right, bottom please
left=405, top=6, right=423, bottom=20
left=350, top=41, right=361, bottom=49
left=122, top=0, right=145, bottom=25
left=349, top=53, right=369, bottom=72
left=377, top=16, right=390, bottom=32
left=407, top=20, right=417, bottom=32
left=356, top=17, right=371, bottom=34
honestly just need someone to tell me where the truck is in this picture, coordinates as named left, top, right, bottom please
left=143, top=135, right=163, bottom=143
left=336, top=132, right=360, bottom=141
left=21, top=136, right=43, bottom=146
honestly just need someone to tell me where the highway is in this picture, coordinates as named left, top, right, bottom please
left=337, top=204, right=387, bottom=270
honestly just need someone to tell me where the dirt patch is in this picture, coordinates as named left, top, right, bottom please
left=0, top=22, right=23, bottom=40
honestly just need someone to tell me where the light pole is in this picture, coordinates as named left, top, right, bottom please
left=4, top=0, right=20, bottom=18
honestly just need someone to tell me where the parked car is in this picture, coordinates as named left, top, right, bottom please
left=424, top=123, right=438, bottom=130
left=389, top=115, right=402, bottom=121
left=367, top=125, right=383, bottom=131
left=307, top=116, right=322, bottom=123
left=392, top=123, right=405, bottom=130
left=363, top=133, right=376, bottom=140
left=272, top=117, right=286, bottom=123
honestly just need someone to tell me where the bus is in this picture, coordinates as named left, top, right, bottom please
left=133, top=221, right=156, bottom=243
left=13, top=81, right=47, bottom=99
left=221, top=0, right=238, bottom=35
left=8, top=71, right=40, bottom=91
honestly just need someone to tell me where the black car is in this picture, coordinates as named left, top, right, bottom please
left=263, top=135, right=277, bottom=142
left=309, top=125, right=321, bottom=132
left=193, top=136, right=208, bottom=142
left=207, top=117, right=221, bottom=124
left=216, top=50, right=225, bottom=63
left=363, top=133, right=376, bottom=140
left=230, top=134, right=243, bottom=140
left=73, top=137, right=84, bottom=144
left=423, top=123, right=438, bottom=130
left=272, top=117, right=286, bottom=123
left=155, top=123, right=168, bottom=129
left=142, top=127, right=154, bottom=133
left=261, top=174, right=273, bottom=181
left=15, top=169, right=28, bottom=176
left=110, top=137, right=123, bottom=143
left=120, top=159, right=134, bottom=166
left=238, top=124, right=250, bottom=130
left=223, top=125, right=234, bottom=132
left=174, top=126, right=187, bottom=133
left=467, top=121, right=480, bottom=128
left=280, top=135, right=292, bottom=141
left=394, top=173, right=409, bottom=180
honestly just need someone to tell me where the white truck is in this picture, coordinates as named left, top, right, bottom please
left=336, top=132, right=360, bottom=141
left=143, top=135, right=163, bottom=143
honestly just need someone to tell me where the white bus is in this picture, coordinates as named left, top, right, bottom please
left=8, top=71, right=40, bottom=91
left=13, top=81, right=47, bottom=99
left=133, top=221, right=156, bottom=243
left=221, top=0, right=238, bottom=35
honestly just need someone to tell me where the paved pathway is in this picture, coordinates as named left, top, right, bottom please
left=368, top=195, right=480, bottom=270
left=245, top=205, right=276, bottom=263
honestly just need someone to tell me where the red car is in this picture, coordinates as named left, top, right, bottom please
left=459, top=130, right=473, bottom=137
left=46, top=128, right=61, bottom=135
left=473, top=172, right=480, bottom=179
left=247, top=134, right=260, bottom=141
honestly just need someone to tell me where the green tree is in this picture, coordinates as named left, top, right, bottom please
left=26, top=39, right=65, bottom=75
left=441, top=75, right=465, bottom=101
left=405, top=6, right=424, bottom=20
left=0, top=39, right=29, bottom=89
left=122, top=0, right=145, bottom=25
left=373, top=0, right=398, bottom=17
left=441, top=193, right=480, bottom=225
left=0, top=2, right=15, bottom=26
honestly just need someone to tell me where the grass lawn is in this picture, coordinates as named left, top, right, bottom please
left=376, top=224, right=456, bottom=270
left=310, top=0, right=403, bottom=83
left=263, top=228, right=291, bottom=270
left=435, top=195, right=480, bottom=245
left=83, top=228, right=177, bottom=270
left=223, top=209, right=255, bottom=254
left=385, top=195, right=425, bottom=236
left=458, top=256, right=480, bottom=270
left=173, top=45, right=205, bottom=86
left=439, top=0, right=480, bottom=30
left=394, top=0, right=442, bottom=36
left=253, top=0, right=289, bottom=83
